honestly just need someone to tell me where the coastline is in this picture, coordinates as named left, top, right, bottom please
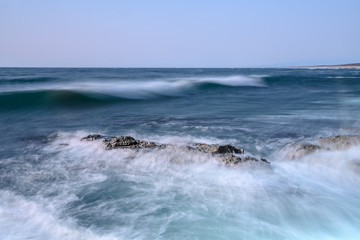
left=287, top=63, right=360, bottom=69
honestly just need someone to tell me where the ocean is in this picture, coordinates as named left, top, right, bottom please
left=1, top=68, right=360, bottom=239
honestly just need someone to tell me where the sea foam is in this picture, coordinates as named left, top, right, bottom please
left=2, top=131, right=358, bottom=239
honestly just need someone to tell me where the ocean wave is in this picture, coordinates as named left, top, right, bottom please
left=0, top=90, right=124, bottom=109
left=0, top=75, right=265, bottom=108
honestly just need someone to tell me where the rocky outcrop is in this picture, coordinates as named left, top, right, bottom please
left=82, top=135, right=159, bottom=149
left=81, top=134, right=102, bottom=141
left=282, top=142, right=321, bottom=159
left=281, top=135, right=360, bottom=159
left=81, top=134, right=269, bottom=165
left=219, top=154, right=268, bottom=165
left=318, top=135, right=360, bottom=150
left=193, top=143, right=244, bottom=154
left=104, top=136, right=158, bottom=149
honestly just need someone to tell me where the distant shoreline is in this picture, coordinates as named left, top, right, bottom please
left=289, top=63, right=360, bottom=69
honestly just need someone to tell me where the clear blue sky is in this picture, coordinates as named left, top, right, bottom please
left=1, top=0, right=359, bottom=67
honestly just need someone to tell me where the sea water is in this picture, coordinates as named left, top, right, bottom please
left=1, top=68, right=360, bottom=239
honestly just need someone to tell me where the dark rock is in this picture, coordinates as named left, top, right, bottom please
left=103, top=137, right=159, bottom=149
left=136, top=140, right=157, bottom=148
left=81, top=134, right=103, bottom=141
left=158, top=144, right=171, bottom=148
left=104, top=136, right=137, bottom=149
left=193, top=143, right=244, bottom=154
left=219, top=154, right=269, bottom=165
left=81, top=134, right=268, bottom=166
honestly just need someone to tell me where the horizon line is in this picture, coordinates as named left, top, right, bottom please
left=1, top=62, right=359, bottom=69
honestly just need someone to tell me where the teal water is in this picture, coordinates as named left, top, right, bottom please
left=1, top=68, right=360, bottom=239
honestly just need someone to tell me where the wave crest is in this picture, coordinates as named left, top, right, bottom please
left=0, top=75, right=266, bottom=108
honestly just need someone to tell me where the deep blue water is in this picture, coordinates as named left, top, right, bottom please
left=1, top=68, right=360, bottom=239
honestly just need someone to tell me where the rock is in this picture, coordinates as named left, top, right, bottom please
left=81, top=134, right=103, bottom=141
left=282, top=142, right=321, bottom=159
left=82, top=134, right=268, bottom=166
left=104, top=136, right=137, bottom=149
left=136, top=140, right=157, bottom=148
left=219, top=154, right=269, bottom=165
left=103, top=137, right=158, bottom=149
left=193, top=143, right=244, bottom=154
left=281, top=135, right=360, bottom=159
left=319, top=135, right=360, bottom=150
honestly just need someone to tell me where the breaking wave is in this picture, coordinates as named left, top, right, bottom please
left=0, top=75, right=265, bottom=108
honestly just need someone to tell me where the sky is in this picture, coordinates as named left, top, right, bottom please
left=0, top=0, right=359, bottom=67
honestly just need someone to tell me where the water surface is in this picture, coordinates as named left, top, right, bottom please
left=1, top=68, right=360, bottom=239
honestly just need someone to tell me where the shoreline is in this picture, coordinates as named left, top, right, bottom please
left=288, top=63, right=360, bottom=69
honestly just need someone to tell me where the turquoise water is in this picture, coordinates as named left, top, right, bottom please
left=1, top=68, right=360, bottom=239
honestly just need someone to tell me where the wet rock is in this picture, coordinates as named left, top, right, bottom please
left=81, top=134, right=268, bottom=166
left=319, top=135, right=360, bottom=150
left=281, top=135, right=360, bottom=159
left=193, top=143, right=244, bottom=154
left=282, top=142, right=321, bottom=159
left=136, top=140, right=157, bottom=148
left=219, top=154, right=269, bottom=165
left=104, top=136, right=137, bottom=149
left=103, top=137, right=158, bottom=149
left=81, top=134, right=103, bottom=141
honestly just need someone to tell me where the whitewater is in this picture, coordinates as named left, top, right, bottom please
left=1, top=68, right=360, bottom=240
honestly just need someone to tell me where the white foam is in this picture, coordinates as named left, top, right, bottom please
left=326, top=76, right=359, bottom=79
left=4, top=131, right=360, bottom=239
left=277, top=143, right=360, bottom=180
left=0, top=191, right=117, bottom=240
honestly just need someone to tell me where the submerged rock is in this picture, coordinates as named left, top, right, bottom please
left=80, top=134, right=268, bottom=165
left=281, top=135, right=360, bottom=159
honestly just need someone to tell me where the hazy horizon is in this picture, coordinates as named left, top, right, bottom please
left=1, top=0, right=359, bottom=68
